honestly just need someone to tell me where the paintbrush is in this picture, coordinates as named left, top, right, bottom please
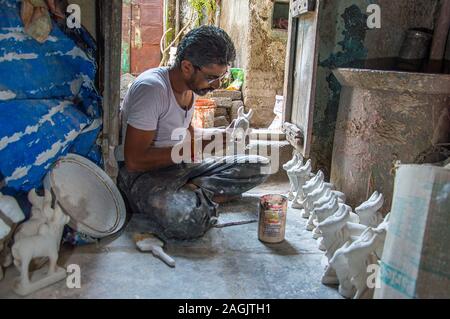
left=134, top=233, right=176, bottom=268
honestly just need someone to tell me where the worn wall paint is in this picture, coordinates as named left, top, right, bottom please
left=121, top=44, right=130, bottom=73
left=219, top=0, right=250, bottom=70
left=331, top=68, right=450, bottom=212
left=310, top=0, right=440, bottom=179
left=313, top=2, right=369, bottom=178
left=244, top=0, right=288, bottom=128
left=121, top=1, right=132, bottom=74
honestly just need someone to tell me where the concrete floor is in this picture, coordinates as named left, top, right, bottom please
left=0, top=182, right=342, bottom=299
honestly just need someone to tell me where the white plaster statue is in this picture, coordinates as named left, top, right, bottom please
left=283, top=152, right=303, bottom=200
left=290, top=159, right=312, bottom=209
left=332, top=190, right=346, bottom=203
left=304, top=182, right=332, bottom=231
left=317, top=193, right=388, bottom=298
left=14, top=189, right=53, bottom=242
left=328, top=214, right=389, bottom=299
left=315, top=194, right=336, bottom=250
left=229, top=106, right=254, bottom=141
left=329, top=241, right=356, bottom=298
left=355, top=191, right=384, bottom=227
left=311, top=193, right=339, bottom=239
left=283, top=151, right=303, bottom=201
left=327, top=220, right=367, bottom=298
left=317, top=204, right=356, bottom=285
left=0, top=191, right=26, bottom=281
left=312, top=188, right=334, bottom=213
left=12, top=201, right=70, bottom=296
left=323, top=182, right=332, bottom=189
left=300, top=170, right=324, bottom=218
left=344, top=213, right=390, bottom=299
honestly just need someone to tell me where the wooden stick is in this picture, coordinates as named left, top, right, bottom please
left=214, top=219, right=258, bottom=228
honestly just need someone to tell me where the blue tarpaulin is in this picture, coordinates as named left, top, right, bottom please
left=0, top=0, right=102, bottom=196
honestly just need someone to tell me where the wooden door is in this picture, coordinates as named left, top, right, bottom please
left=282, top=0, right=320, bottom=158
left=122, top=0, right=163, bottom=75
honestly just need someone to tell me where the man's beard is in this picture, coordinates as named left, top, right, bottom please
left=193, top=88, right=214, bottom=96
left=188, top=76, right=213, bottom=96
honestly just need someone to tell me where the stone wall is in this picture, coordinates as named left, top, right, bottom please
left=245, top=0, right=288, bottom=128
left=220, top=0, right=289, bottom=128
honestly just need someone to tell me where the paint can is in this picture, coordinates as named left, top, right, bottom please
left=258, top=194, right=288, bottom=244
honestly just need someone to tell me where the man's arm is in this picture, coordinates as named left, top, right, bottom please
left=125, top=124, right=231, bottom=172
left=124, top=125, right=176, bottom=172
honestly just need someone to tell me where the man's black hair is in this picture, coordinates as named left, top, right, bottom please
left=175, top=25, right=236, bottom=68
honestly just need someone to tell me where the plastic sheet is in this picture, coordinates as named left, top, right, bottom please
left=0, top=0, right=102, bottom=195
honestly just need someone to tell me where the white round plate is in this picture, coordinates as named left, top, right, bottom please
left=44, top=154, right=126, bottom=238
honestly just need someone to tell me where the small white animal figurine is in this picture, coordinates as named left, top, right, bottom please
left=329, top=214, right=389, bottom=299
left=329, top=241, right=356, bottom=298
left=345, top=213, right=390, bottom=299
left=290, top=159, right=312, bottom=209
left=317, top=204, right=355, bottom=285
left=14, top=189, right=53, bottom=242
left=312, top=188, right=334, bottom=214
left=355, top=191, right=384, bottom=227
left=304, top=182, right=332, bottom=231
left=332, top=190, right=346, bottom=203
left=12, top=202, right=70, bottom=296
left=283, top=152, right=302, bottom=171
left=229, top=106, right=254, bottom=141
left=300, top=171, right=324, bottom=218
left=311, top=192, right=339, bottom=239
left=285, top=154, right=304, bottom=201
left=0, top=191, right=25, bottom=281
left=326, top=219, right=369, bottom=298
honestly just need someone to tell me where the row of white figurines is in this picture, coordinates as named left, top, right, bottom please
left=283, top=153, right=389, bottom=299
left=0, top=189, right=69, bottom=295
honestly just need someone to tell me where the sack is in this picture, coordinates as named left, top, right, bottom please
left=375, top=164, right=450, bottom=299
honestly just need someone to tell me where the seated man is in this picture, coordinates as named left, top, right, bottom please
left=118, top=26, right=270, bottom=240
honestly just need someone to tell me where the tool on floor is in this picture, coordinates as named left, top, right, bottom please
left=134, top=233, right=175, bottom=268
left=213, top=219, right=258, bottom=228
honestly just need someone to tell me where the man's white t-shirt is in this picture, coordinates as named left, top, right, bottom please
left=120, top=67, right=195, bottom=157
